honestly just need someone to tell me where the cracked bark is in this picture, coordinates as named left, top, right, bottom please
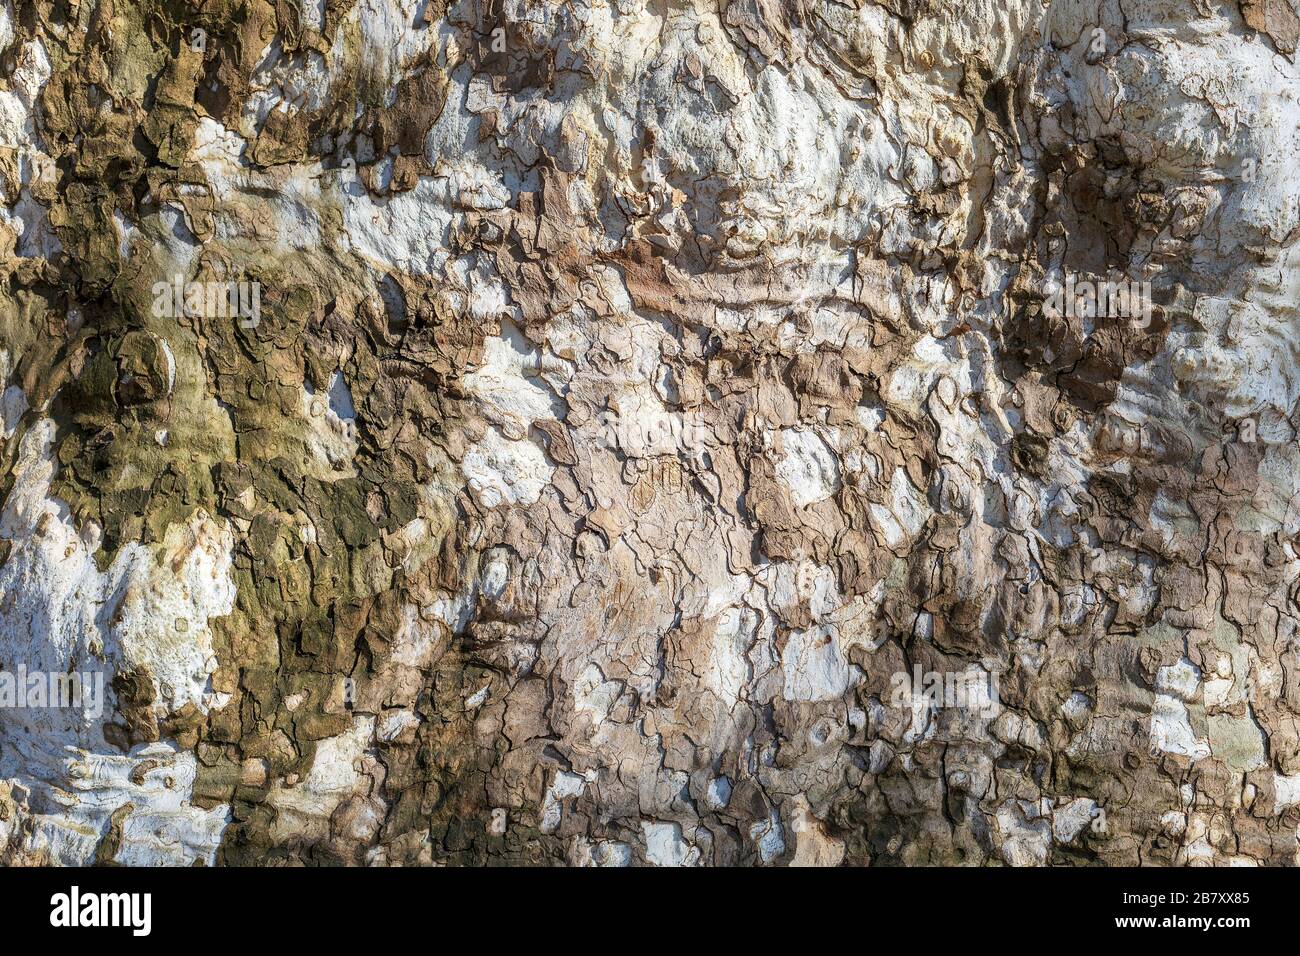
left=0, top=0, right=1298, bottom=866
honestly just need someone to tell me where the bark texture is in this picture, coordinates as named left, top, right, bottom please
left=1, top=0, right=1299, bottom=866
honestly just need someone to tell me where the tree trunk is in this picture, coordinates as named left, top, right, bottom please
left=1, top=0, right=1298, bottom=866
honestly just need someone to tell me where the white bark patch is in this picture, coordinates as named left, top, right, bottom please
left=0, top=420, right=236, bottom=865
left=1150, top=695, right=1210, bottom=761
left=782, top=624, right=859, bottom=702
left=1155, top=657, right=1201, bottom=701
left=576, top=839, right=632, bottom=867
left=994, top=800, right=1051, bottom=866
left=462, top=427, right=554, bottom=507
left=541, top=771, right=588, bottom=834
left=301, top=372, right=359, bottom=475
left=869, top=468, right=934, bottom=549
left=706, top=606, right=756, bottom=705
left=749, top=810, right=786, bottom=865
left=462, top=321, right=564, bottom=438
left=775, top=428, right=840, bottom=507
left=573, top=663, right=621, bottom=728
left=1, top=384, right=26, bottom=439
left=1274, top=774, right=1300, bottom=809
left=0, top=35, right=59, bottom=258
left=268, top=716, right=377, bottom=844
left=642, top=821, right=700, bottom=867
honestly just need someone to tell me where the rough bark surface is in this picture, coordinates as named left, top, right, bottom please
left=1, top=0, right=1299, bottom=866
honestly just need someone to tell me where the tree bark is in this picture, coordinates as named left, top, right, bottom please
left=1, top=0, right=1298, bottom=866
